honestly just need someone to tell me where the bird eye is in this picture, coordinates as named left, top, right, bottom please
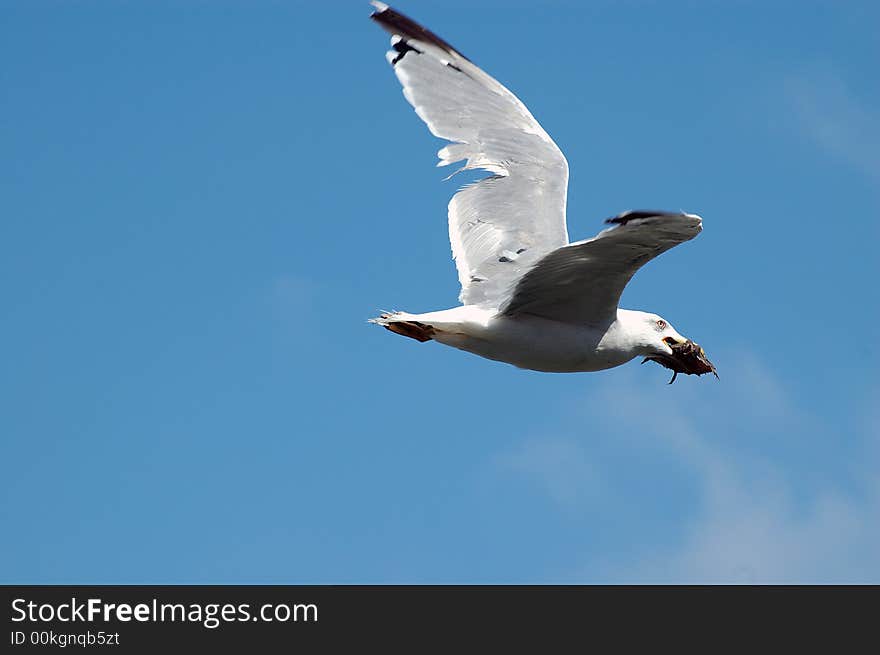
left=656, top=319, right=667, bottom=330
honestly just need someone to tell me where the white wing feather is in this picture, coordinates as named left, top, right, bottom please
left=371, top=3, right=569, bottom=306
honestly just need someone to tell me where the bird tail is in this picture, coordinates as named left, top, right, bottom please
left=369, top=311, right=435, bottom=343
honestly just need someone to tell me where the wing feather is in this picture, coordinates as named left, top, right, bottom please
left=371, top=3, right=569, bottom=306
left=502, top=213, right=703, bottom=325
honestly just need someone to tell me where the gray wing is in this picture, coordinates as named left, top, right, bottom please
left=370, top=2, right=569, bottom=306
left=501, top=212, right=703, bottom=326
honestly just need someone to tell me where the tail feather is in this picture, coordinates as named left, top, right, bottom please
left=370, top=311, right=435, bottom=343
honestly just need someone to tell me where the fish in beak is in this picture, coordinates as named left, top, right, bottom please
left=643, top=337, right=718, bottom=384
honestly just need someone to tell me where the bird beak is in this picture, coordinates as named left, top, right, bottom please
left=662, top=335, right=688, bottom=353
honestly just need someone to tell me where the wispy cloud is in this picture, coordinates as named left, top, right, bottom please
left=784, top=66, right=880, bottom=182
left=269, top=274, right=319, bottom=326
left=495, top=436, right=603, bottom=507
left=615, top=476, right=880, bottom=583
left=496, top=352, right=880, bottom=583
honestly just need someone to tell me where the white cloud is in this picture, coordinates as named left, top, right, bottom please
left=784, top=66, right=880, bottom=182
left=495, top=436, right=603, bottom=507
left=497, top=351, right=880, bottom=582
left=607, top=468, right=880, bottom=583
left=269, top=274, right=319, bottom=328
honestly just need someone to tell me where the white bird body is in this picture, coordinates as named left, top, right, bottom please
left=368, top=3, right=716, bottom=381
left=376, top=307, right=686, bottom=373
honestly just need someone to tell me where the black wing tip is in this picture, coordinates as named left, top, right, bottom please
left=604, top=210, right=685, bottom=225
left=369, top=1, right=390, bottom=20
left=369, top=1, right=470, bottom=63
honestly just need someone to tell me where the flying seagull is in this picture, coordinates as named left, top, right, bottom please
left=368, top=2, right=717, bottom=383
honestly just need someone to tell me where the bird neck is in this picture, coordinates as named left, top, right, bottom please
left=613, top=308, right=656, bottom=356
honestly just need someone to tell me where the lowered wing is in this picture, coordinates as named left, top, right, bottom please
left=502, top=212, right=703, bottom=326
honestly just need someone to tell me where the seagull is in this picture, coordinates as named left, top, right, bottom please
left=368, top=2, right=717, bottom=382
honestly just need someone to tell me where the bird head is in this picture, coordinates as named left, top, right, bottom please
left=638, top=313, right=718, bottom=384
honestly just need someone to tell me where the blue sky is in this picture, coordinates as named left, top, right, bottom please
left=2, top=0, right=878, bottom=583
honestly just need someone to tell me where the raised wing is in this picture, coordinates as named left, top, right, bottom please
left=502, top=212, right=703, bottom=326
left=370, top=2, right=570, bottom=306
